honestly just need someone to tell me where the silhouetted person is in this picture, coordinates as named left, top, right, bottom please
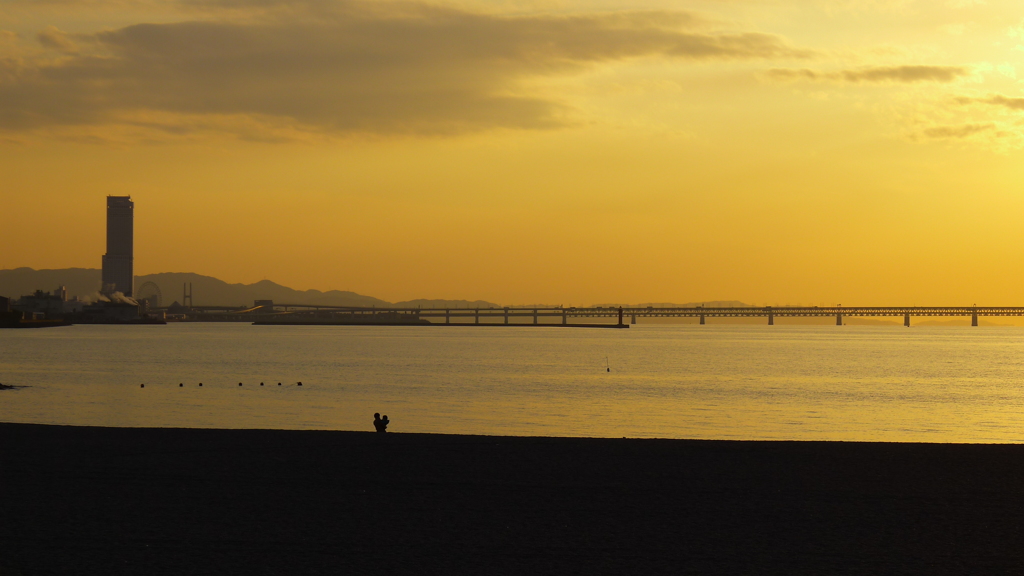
left=381, top=415, right=389, bottom=433
left=373, top=413, right=385, bottom=433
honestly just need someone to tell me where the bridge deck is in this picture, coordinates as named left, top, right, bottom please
left=155, top=305, right=1024, bottom=327
left=242, top=306, right=1024, bottom=317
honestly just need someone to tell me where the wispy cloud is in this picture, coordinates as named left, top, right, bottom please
left=947, top=0, right=987, bottom=8
left=956, top=94, right=1024, bottom=110
left=0, top=0, right=810, bottom=140
left=0, top=30, right=18, bottom=48
left=766, top=65, right=970, bottom=84
left=921, top=122, right=995, bottom=139
left=36, top=26, right=78, bottom=53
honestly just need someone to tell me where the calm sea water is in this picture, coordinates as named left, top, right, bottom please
left=2, top=323, right=1024, bottom=442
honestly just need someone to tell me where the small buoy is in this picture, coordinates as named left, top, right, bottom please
left=140, top=384, right=145, bottom=388
left=297, top=382, right=303, bottom=386
left=199, top=383, right=203, bottom=387
left=278, top=382, right=282, bottom=386
left=179, top=383, right=183, bottom=387
left=238, top=382, right=243, bottom=386
left=607, top=367, right=610, bottom=372
left=260, top=382, right=264, bottom=386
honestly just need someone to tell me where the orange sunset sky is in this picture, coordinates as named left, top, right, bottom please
left=2, top=0, right=1024, bottom=305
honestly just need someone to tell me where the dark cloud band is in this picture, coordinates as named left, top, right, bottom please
left=0, top=0, right=808, bottom=137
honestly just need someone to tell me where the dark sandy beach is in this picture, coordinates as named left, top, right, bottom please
left=3, top=423, right=1024, bottom=575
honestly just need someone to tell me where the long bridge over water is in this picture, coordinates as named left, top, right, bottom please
left=165, top=304, right=1024, bottom=327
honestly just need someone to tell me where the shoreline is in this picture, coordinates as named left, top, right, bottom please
left=2, top=420, right=1020, bottom=445
left=4, top=422, right=1024, bottom=574
left=3, top=420, right=1019, bottom=445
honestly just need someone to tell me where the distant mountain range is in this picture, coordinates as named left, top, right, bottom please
left=0, top=268, right=500, bottom=309
left=0, top=267, right=752, bottom=310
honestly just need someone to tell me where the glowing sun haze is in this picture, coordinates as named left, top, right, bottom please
left=2, top=0, right=1023, bottom=305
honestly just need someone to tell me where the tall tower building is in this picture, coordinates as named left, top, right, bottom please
left=101, top=196, right=134, bottom=297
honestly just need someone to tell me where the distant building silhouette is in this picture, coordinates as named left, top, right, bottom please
left=101, top=196, right=134, bottom=297
left=11, top=286, right=85, bottom=319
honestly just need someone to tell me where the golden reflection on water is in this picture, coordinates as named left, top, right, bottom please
left=2, top=323, right=1024, bottom=442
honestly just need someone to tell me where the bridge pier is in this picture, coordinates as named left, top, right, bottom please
left=767, top=307, right=774, bottom=326
left=562, top=310, right=567, bottom=325
left=475, top=309, right=480, bottom=325
left=836, top=313, right=842, bottom=326
left=904, top=313, right=910, bottom=327
left=445, top=309, right=450, bottom=325
left=533, top=309, right=538, bottom=325
left=700, top=314, right=705, bottom=325
left=504, top=307, right=509, bottom=325
left=631, top=314, right=636, bottom=325
left=618, top=307, right=624, bottom=327
left=972, top=309, right=978, bottom=327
